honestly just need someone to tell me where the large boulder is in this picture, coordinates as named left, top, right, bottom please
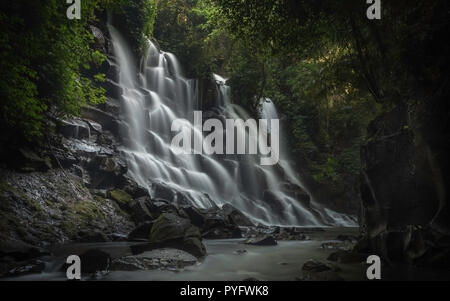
left=300, top=259, right=343, bottom=281
left=244, top=235, right=277, bottom=246
left=222, top=204, right=254, bottom=227
left=86, top=156, right=127, bottom=189
left=79, top=249, right=111, bottom=274
left=128, top=221, right=154, bottom=241
left=108, top=189, right=133, bottom=211
left=110, top=248, right=197, bottom=271
left=201, top=208, right=242, bottom=239
left=130, top=197, right=155, bottom=224
left=150, top=213, right=206, bottom=258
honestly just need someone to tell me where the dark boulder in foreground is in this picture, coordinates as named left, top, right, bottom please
left=299, top=259, right=343, bottom=281
left=128, top=221, right=154, bottom=241
left=150, top=213, right=206, bottom=258
left=79, top=249, right=111, bottom=274
left=244, top=235, right=277, bottom=246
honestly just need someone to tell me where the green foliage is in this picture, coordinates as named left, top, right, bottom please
left=120, top=0, right=158, bottom=52
left=153, top=0, right=227, bottom=79
left=208, top=0, right=449, bottom=194
left=0, top=0, right=116, bottom=141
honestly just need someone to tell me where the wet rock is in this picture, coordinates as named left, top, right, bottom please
left=244, top=235, right=277, bottom=246
left=180, top=205, right=205, bottom=228
left=150, top=213, right=206, bottom=258
left=128, top=221, right=154, bottom=241
left=59, top=119, right=91, bottom=139
left=90, top=25, right=105, bottom=49
left=202, top=217, right=242, bottom=239
left=276, top=228, right=309, bottom=241
left=6, top=259, right=46, bottom=277
left=79, top=249, right=111, bottom=273
left=235, top=249, right=247, bottom=255
left=87, top=156, right=128, bottom=189
left=152, top=183, right=175, bottom=202
left=109, top=233, right=128, bottom=242
left=149, top=199, right=178, bottom=215
left=202, top=227, right=241, bottom=239
left=131, top=197, right=155, bottom=224
left=300, top=259, right=343, bottom=281
left=281, top=183, right=311, bottom=208
left=81, top=105, right=120, bottom=136
left=222, top=204, right=254, bottom=227
left=110, top=248, right=197, bottom=271
left=261, top=191, right=285, bottom=214
left=83, top=119, right=103, bottom=135
left=122, top=178, right=148, bottom=199
left=198, top=207, right=243, bottom=239
left=99, top=97, right=121, bottom=116
left=102, top=79, right=123, bottom=101
left=108, top=189, right=133, bottom=211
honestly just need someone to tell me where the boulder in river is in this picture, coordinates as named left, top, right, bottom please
left=6, top=259, right=46, bottom=277
left=300, top=259, right=343, bottom=281
left=150, top=213, right=206, bottom=258
left=79, top=249, right=111, bottom=274
left=244, top=235, right=277, bottom=246
left=110, top=248, right=197, bottom=271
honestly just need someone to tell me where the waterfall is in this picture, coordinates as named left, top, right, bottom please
left=107, top=24, right=355, bottom=227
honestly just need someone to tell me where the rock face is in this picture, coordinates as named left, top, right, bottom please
left=150, top=213, right=206, bottom=258
left=110, top=248, right=197, bottom=271
left=360, top=104, right=450, bottom=267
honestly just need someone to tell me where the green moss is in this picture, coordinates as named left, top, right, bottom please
left=61, top=199, right=106, bottom=238
left=110, top=199, right=129, bottom=218
left=109, top=189, right=132, bottom=209
left=93, top=195, right=107, bottom=206
left=44, top=199, right=56, bottom=209
left=28, top=199, right=43, bottom=214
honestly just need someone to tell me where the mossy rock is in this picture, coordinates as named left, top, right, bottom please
left=61, top=199, right=106, bottom=239
left=108, top=189, right=132, bottom=210
left=150, top=213, right=189, bottom=243
left=149, top=213, right=206, bottom=258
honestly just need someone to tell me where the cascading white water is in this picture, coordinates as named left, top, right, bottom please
left=108, top=24, right=355, bottom=227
